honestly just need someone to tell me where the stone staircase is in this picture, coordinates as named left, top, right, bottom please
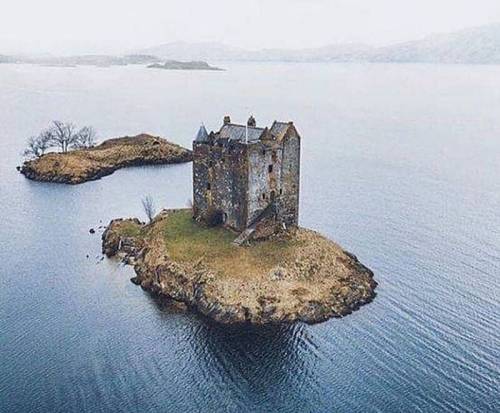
left=232, top=227, right=256, bottom=246
left=231, top=202, right=275, bottom=246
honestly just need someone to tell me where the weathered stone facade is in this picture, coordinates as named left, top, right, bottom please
left=193, top=116, right=301, bottom=233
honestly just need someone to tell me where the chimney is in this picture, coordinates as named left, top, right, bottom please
left=247, top=115, right=256, bottom=127
left=223, top=115, right=231, bottom=125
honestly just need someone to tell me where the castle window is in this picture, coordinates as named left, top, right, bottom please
left=268, top=165, right=273, bottom=173
left=262, top=149, right=266, bottom=155
left=209, top=161, right=213, bottom=167
left=262, top=193, right=267, bottom=200
left=279, top=189, right=283, bottom=195
left=207, top=183, right=211, bottom=190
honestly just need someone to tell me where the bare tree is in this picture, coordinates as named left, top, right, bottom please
left=23, top=136, right=43, bottom=159
left=23, top=122, right=98, bottom=159
left=23, top=129, right=53, bottom=159
left=38, top=129, right=54, bottom=154
left=49, top=121, right=78, bottom=153
left=72, top=126, right=97, bottom=149
left=141, top=196, right=156, bottom=223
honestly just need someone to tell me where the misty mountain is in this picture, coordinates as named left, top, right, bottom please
left=136, top=23, right=500, bottom=64
left=2, top=23, right=500, bottom=66
left=137, top=42, right=246, bottom=61
left=134, top=41, right=373, bottom=62
left=371, top=23, right=500, bottom=64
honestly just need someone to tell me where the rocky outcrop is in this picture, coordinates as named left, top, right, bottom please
left=20, top=134, right=192, bottom=184
left=102, top=210, right=377, bottom=325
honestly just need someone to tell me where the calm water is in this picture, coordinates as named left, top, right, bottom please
left=0, top=62, right=499, bottom=412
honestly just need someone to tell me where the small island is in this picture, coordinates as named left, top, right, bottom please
left=21, top=133, right=192, bottom=184
left=147, top=60, right=224, bottom=71
left=103, top=209, right=376, bottom=324
left=102, top=116, right=377, bottom=325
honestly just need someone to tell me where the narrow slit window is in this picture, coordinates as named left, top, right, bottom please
left=207, top=183, right=211, bottom=190
left=268, top=165, right=273, bottom=173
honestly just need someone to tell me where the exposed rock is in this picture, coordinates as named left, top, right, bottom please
left=20, top=134, right=192, bottom=184
left=102, top=209, right=377, bottom=325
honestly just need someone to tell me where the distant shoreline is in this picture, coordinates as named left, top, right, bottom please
left=147, top=60, right=224, bottom=71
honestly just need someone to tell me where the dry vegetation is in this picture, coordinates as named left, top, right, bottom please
left=103, top=209, right=377, bottom=324
left=20, top=134, right=192, bottom=184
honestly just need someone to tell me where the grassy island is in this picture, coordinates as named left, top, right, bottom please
left=102, top=209, right=377, bottom=325
left=20, top=134, right=192, bottom=184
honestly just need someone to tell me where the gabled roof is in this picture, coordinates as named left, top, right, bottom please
left=195, top=124, right=209, bottom=142
left=196, top=118, right=299, bottom=145
left=218, top=124, right=265, bottom=142
left=270, top=121, right=293, bottom=140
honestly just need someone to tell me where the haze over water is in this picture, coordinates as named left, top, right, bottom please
left=0, top=62, right=499, bottom=412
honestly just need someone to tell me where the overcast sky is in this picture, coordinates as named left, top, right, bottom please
left=1, top=0, right=500, bottom=55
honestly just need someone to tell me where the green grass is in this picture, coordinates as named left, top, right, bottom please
left=162, top=210, right=236, bottom=261
left=118, top=221, right=143, bottom=238
left=161, top=210, right=299, bottom=279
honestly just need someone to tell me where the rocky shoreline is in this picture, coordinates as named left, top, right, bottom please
left=102, top=209, right=377, bottom=325
left=20, top=134, right=192, bottom=184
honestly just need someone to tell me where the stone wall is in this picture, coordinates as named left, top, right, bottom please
left=193, top=122, right=301, bottom=234
left=277, top=131, right=300, bottom=227
left=193, top=141, right=248, bottom=231
left=247, top=143, right=283, bottom=225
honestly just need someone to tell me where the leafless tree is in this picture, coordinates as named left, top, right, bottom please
left=141, top=196, right=156, bottom=223
left=23, top=129, right=54, bottom=159
left=38, top=129, right=54, bottom=154
left=23, top=136, right=43, bottom=159
left=49, top=121, right=78, bottom=153
left=72, top=126, right=97, bottom=149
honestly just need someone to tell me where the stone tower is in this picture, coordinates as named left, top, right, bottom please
left=192, top=116, right=301, bottom=235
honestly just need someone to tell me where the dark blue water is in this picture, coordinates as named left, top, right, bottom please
left=1, top=63, right=499, bottom=412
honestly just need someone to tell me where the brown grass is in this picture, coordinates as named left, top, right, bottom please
left=23, top=134, right=191, bottom=183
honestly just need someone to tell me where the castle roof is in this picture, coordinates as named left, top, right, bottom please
left=194, top=117, right=298, bottom=145
left=218, top=124, right=265, bottom=142
left=195, top=124, right=209, bottom=142
left=270, top=121, right=291, bottom=140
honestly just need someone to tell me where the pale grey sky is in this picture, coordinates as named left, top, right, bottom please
left=1, top=0, right=500, bottom=54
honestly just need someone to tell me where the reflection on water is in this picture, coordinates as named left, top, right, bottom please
left=1, top=62, right=499, bottom=412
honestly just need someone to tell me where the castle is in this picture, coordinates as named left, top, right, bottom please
left=192, top=115, right=301, bottom=239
